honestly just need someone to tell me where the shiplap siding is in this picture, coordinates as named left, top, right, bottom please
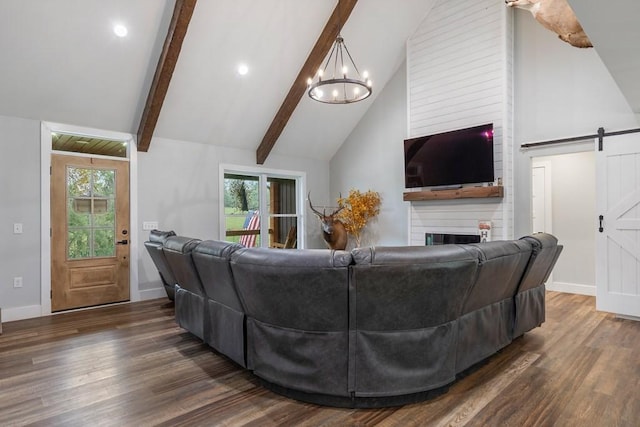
left=407, top=0, right=513, bottom=244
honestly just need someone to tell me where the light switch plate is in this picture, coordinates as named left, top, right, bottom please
left=143, top=221, right=159, bottom=231
left=13, top=223, right=23, bottom=234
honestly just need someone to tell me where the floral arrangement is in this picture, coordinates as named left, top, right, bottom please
left=337, top=189, right=381, bottom=247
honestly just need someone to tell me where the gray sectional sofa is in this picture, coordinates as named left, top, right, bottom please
left=144, top=230, right=562, bottom=407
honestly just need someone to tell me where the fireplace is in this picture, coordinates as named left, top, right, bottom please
left=425, top=233, right=481, bottom=245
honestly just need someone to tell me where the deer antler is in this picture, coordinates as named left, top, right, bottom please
left=308, top=192, right=324, bottom=218
left=309, top=192, right=344, bottom=217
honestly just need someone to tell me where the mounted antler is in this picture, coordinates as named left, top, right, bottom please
left=308, top=192, right=348, bottom=250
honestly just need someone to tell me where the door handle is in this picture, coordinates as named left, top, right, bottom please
left=116, top=239, right=128, bottom=245
left=598, top=215, right=604, bottom=233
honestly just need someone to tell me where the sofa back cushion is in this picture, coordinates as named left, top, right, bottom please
left=351, top=245, right=479, bottom=330
left=461, top=240, right=533, bottom=313
left=144, top=230, right=177, bottom=289
left=163, top=236, right=204, bottom=296
left=192, top=240, right=245, bottom=311
left=230, top=248, right=352, bottom=331
left=518, top=233, right=563, bottom=293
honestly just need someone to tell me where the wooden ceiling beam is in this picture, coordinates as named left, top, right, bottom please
left=137, top=0, right=197, bottom=152
left=256, top=0, right=358, bottom=164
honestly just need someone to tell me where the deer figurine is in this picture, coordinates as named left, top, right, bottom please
left=308, top=193, right=348, bottom=250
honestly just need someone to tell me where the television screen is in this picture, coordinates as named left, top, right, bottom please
left=404, top=123, right=494, bottom=188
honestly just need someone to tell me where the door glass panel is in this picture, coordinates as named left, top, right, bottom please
left=93, top=169, right=115, bottom=196
left=223, top=174, right=260, bottom=247
left=223, top=172, right=300, bottom=249
left=66, top=166, right=116, bottom=259
left=267, top=177, right=297, bottom=248
left=267, top=178, right=297, bottom=215
left=94, top=229, right=116, bottom=257
left=68, top=229, right=91, bottom=258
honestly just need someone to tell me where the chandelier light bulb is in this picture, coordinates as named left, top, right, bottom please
left=363, top=71, right=369, bottom=79
left=318, top=69, right=324, bottom=78
left=332, top=89, right=339, bottom=99
left=314, top=88, right=324, bottom=98
left=342, top=65, right=348, bottom=76
left=367, top=79, right=372, bottom=87
left=354, top=87, right=360, bottom=95
left=307, top=77, right=313, bottom=86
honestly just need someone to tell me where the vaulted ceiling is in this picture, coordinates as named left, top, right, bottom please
left=568, top=0, right=640, bottom=123
left=0, top=1, right=637, bottom=163
left=0, top=0, right=434, bottom=162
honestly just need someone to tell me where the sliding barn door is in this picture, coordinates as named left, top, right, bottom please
left=596, top=133, right=640, bottom=317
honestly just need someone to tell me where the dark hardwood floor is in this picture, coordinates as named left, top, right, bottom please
left=1, top=291, right=638, bottom=426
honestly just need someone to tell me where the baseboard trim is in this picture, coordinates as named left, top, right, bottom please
left=547, top=281, right=595, bottom=296
left=1, top=305, right=43, bottom=322
left=616, top=314, right=640, bottom=322
left=139, top=287, right=169, bottom=301
left=1, top=288, right=167, bottom=323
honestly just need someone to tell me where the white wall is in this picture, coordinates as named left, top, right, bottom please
left=329, top=62, right=408, bottom=247
left=512, top=11, right=638, bottom=238
left=406, top=0, right=513, bottom=243
left=136, top=136, right=330, bottom=291
left=533, top=152, right=596, bottom=294
left=0, top=113, right=330, bottom=320
left=0, top=115, right=42, bottom=319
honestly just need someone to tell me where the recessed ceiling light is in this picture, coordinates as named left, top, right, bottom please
left=237, top=64, right=249, bottom=76
left=113, top=24, right=128, bottom=38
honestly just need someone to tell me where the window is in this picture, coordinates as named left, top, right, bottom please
left=66, top=166, right=116, bottom=259
left=221, top=166, right=304, bottom=249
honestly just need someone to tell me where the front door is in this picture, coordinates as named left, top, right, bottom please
left=51, top=154, right=130, bottom=312
left=596, top=133, right=640, bottom=317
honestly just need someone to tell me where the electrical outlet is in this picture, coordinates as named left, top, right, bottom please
left=13, top=223, right=23, bottom=234
left=143, top=221, right=159, bottom=231
left=13, top=277, right=23, bottom=288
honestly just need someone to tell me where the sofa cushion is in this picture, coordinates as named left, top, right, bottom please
left=350, top=245, right=479, bottom=330
left=192, top=240, right=247, bottom=367
left=230, top=248, right=352, bottom=331
left=148, top=229, right=176, bottom=244
left=461, top=240, right=532, bottom=313
left=349, top=245, right=479, bottom=396
left=192, top=240, right=244, bottom=310
left=231, top=248, right=352, bottom=396
left=518, top=233, right=563, bottom=293
left=163, top=236, right=204, bottom=297
left=144, top=230, right=178, bottom=300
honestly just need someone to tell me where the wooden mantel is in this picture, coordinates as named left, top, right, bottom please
left=403, top=186, right=504, bottom=202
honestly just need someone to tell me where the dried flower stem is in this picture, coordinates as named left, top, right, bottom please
left=337, top=189, right=381, bottom=247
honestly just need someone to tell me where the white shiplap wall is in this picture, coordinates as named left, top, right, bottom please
left=407, top=0, right=513, bottom=244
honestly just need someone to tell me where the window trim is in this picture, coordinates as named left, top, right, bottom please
left=219, top=164, right=306, bottom=249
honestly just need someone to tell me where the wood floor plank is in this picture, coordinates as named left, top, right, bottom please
left=0, top=292, right=639, bottom=426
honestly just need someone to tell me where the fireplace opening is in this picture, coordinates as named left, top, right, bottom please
left=425, top=233, right=481, bottom=245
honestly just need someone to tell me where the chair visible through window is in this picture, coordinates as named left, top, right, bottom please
left=239, top=210, right=260, bottom=247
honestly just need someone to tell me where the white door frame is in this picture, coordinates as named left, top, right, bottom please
left=40, top=121, right=139, bottom=316
left=522, top=140, right=595, bottom=296
left=531, top=160, right=552, bottom=234
left=219, top=163, right=307, bottom=249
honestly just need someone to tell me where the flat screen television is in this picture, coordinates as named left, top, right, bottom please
left=404, top=123, right=494, bottom=188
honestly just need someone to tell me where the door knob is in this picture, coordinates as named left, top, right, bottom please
left=116, top=239, right=128, bottom=245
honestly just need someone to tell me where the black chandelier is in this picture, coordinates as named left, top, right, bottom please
left=307, top=35, right=372, bottom=104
